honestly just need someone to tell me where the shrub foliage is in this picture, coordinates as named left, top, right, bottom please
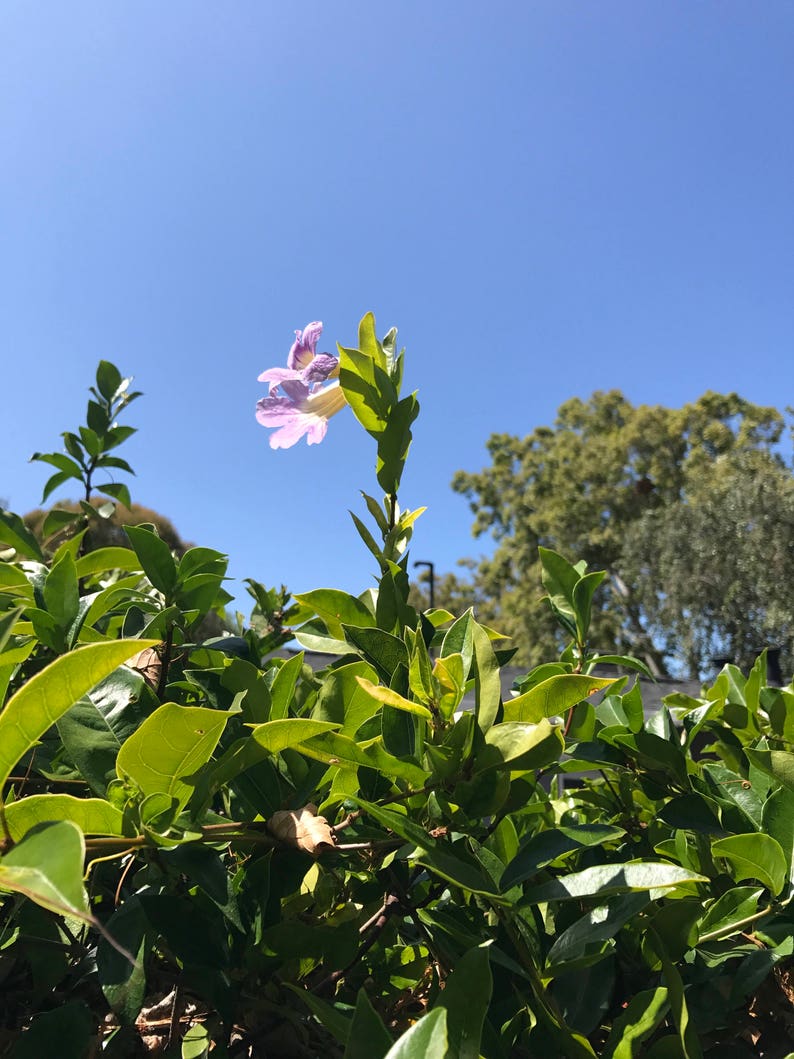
left=1, top=320, right=794, bottom=1058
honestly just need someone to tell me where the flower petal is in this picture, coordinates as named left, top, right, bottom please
left=302, top=353, right=339, bottom=387
left=257, top=366, right=303, bottom=392
left=287, top=321, right=323, bottom=371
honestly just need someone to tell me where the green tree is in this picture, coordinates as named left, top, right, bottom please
left=452, top=390, right=791, bottom=676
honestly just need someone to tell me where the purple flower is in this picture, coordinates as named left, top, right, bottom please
left=256, top=322, right=347, bottom=448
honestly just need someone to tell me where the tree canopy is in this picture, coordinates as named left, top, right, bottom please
left=448, top=390, right=793, bottom=678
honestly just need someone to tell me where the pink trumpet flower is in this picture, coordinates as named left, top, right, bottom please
left=256, top=322, right=347, bottom=448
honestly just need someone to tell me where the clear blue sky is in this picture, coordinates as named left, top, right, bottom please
left=2, top=2, right=793, bottom=612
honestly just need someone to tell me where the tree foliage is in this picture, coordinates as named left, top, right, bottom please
left=451, top=390, right=791, bottom=677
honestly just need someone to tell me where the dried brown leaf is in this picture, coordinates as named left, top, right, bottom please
left=127, top=646, right=163, bottom=690
left=267, top=803, right=336, bottom=855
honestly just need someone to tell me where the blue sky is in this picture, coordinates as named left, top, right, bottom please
left=1, top=2, right=792, bottom=613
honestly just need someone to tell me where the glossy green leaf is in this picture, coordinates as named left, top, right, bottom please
left=116, top=703, right=231, bottom=810
left=268, top=651, right=305, bottom=721
left=480, top=719, right=564, bottom=772
left=313, top=660, right=380, bottom=733
left=745, top=748, right=794, bottom=792
left=352, top=800, right=500, bottom=897
left=0, top=508, right=44, bottom=560
left=8, top=1000, right=93, bottom=1059
left=0, top=638, right=158, bottom=791
left=646, top=928, right=703, bottom=1059
left=522, top=862, right=707, bottom=904
left=436, top=944, right=492, bottom=1059
left=96, top=359, right=123, bottom=399
left=503, top=674, right=616, bottom=723
left=124, top=524, right=178, bottom=596
left=343, top=989, right=393, bottom=1059
left=342, top=624, right=408, bottom=682
left=601, top=987, right=669, bottom=1059
left=376, top=394, right=419, bottom=496
left=249, top=718, right=341, bottom=754
left=762, top=787, right=794, bottom=884
left=4, top=794, right=125, bottom=841
left=285, top=984, right=353, bottom=1046
left=294, top=588, right=376, bottom=639
left=97, top=896, right=149, bottom=1023
left=74, top=547, right=142, bottom=578
left=57, top=665, right=156, bottom=795
left=472, top=619, right=501, bottom=732
left=100, top=481, right=132, bottom=508
left=546, top=892, right=650, bottom=971
left=384, top=1008, right=447, bottom=1059
left=0, top=820, right=89, bottom=919
left=711, top=833, right=787, bottom=895
left=697, top=885, right=764, bottom=942
left=501, top=823, right=627, bottom=890
left=299, top=731, right=427, bottom=785
left=355, top=676, right=432, bottom=718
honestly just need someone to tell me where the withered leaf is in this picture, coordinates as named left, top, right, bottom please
left=267, top=803, right=336, bottom=855
left=127, top=645, right=163, bottom=690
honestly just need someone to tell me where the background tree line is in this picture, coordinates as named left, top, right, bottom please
left=412, top=390, right=794, bottom=679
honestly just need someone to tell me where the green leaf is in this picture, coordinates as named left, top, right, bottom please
left=0, top=606, right=24, bottom=654
left=711, top=833, right=787, bottom=895
left=762, top=788, right=794, bottom=886
left=435, top=944, right=492, bottom=1059
left=294, top=589, right=376, bottom=639
left=357, top=311, right=388, bottom=371
left=285, top=984, right=353, bottom=1046
left=87, top=398, right=111, bottom=435
left=0, top=821, right=89, bottom=919
left=249, top=718, right=341, bottom=754
left=342, top=625, right=408, bottom=683
left=299, top=731, right=427, bottom=785
left=182, top=1024, right=209, bottom=1059
left=503, top=674, right=616, bottom=723
left=7, top=1000, right=93, bottom=1059
left=442, top=609, right=472, bottom=673
left=384, top=1008, right=447, bottom=1059
left=41, top=508, right=84, bottom=538
left=57, top=665, right=155, bottom=795
left=74, top=547, right=142, bottom=578
left=539, top=547, right=579, bottom=621
left=376, top=394, right=419, bottom=495
left=355, top=676, right=432, bottom=718
left=0, top=508, right=43, bottom=560
left=96, top=360, right=123, bottom=401
left=313, top=660, right=380, bottom=734
left=43, top=550, right=79, bottom=637
left=522, top=862, right=707, bottom=904
left=546, top=893, right=651, bottom=971
left=41, top=469, right=77, bottom=503
left=472, top=619, right=501, bottom=732
left=352, top=800, right=500, bottom=897
left=339, top=346, right=389, bottom=433
left=697, top=886, right=764, bottom=942
left=0, top=638, right=158, bottom=791
left=124, top=524, right=178, bottom=595
left=601, top=987, right=669, bottom=1059
left=116, top=703, right=231, bottom=811
left=501, top=824, right=627, bottom=890
left=646, top=928, right=703, bottom=1059
left=745, top=748, right=794, bottom=793
left=343, top=989, right=393, bottom=1059
left=480, top=719, right=564, bottom=773
left=97, top=895, right=149, bottom=1023
left=572, top=569, right=606, bottom=640
left=4, top=794, right=125, bottom=841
